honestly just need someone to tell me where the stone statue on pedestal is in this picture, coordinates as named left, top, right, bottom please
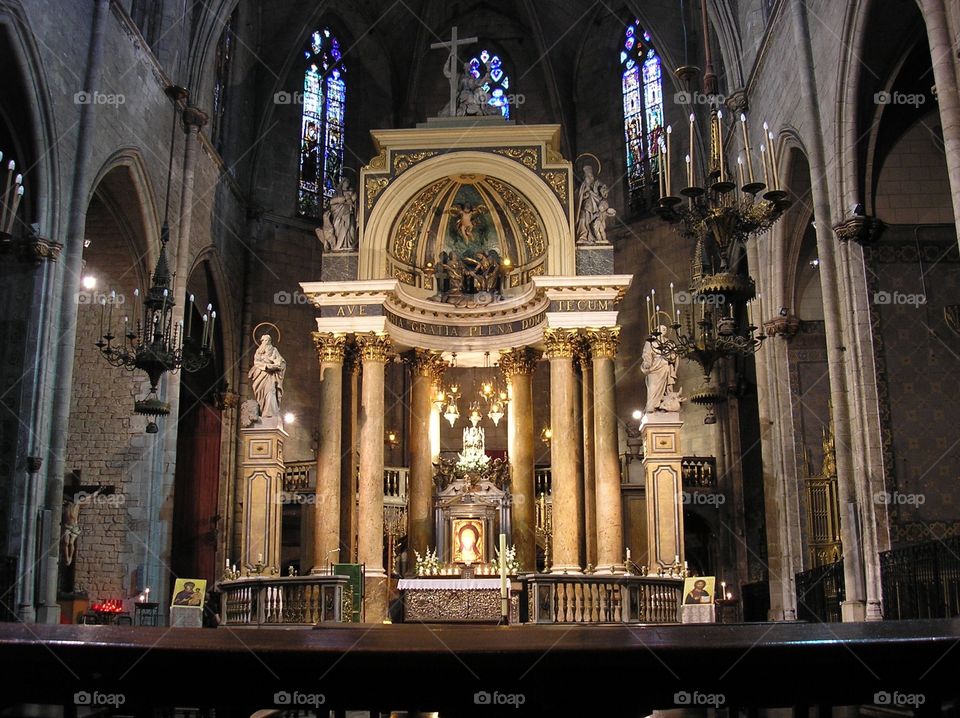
left=248, top=335, right=286, bottom=420
left=641, top=327, right=679, bottom=413
left=576, top=164, right=617, bottom=245
left=317, top=178, right=357, bottom=251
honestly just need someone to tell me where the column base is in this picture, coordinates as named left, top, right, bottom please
left=592, top=563, right=627, bottom=575
left=866, top=599, right=884, bottom=621
left=36, top=605, right=61, bottom=625
left=363, top=571, right=389, bottom=623
left=841, top=599, right=867, bottom=622
left=548, top=564, right=583, bottom=575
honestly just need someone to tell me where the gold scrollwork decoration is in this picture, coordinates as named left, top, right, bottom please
left=485, top=177, right=545, bottom=257
left=312, top=332, right=347, bottom=363
left=365, top=176, right=389, bottom=209
left=391, top=178, right=448, bottom=264
left=493, top=146, right=539, bottom=170
left=356, top=332, right=393, bottom=363
left=583, top=326, right=621, bottom=359
left=542, top=328, right=580, bottom=359
left=542, top=170, right=568, bottom=203
left=393, top=150, right=439, bottom=175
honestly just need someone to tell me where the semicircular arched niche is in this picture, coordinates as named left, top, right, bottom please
left=360, top=150, right=574, bottom=285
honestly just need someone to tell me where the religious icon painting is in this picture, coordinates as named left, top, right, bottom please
left=452, top=519, right=484, bottom=564
left=171, top=578, right=207, bottom=608
left=682, top=576, right=716, bottom=605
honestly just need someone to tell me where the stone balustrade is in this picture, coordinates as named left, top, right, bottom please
left=525, top=574, right=682, bottom=624
left=219, top=574, right=350, bottom=627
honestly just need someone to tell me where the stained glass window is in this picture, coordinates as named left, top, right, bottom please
left=622, top=24, right=663, bottom=211
left=211, top=9, right=236, bottom=156
left=298, top=28, right=346, bottom=219
left=467, top=49, right=512, bottom=118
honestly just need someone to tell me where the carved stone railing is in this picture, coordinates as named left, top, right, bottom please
left=384, top=466, right=409, bottom=507
left=525, top=575, right=682, bottom=624
left=218, top=575, right=349, bottom=627
left=282, top=461, right=314, bottom=492
left=681, top=456, right=717, bottom=489
left=535, top=466, right=552, bottom=496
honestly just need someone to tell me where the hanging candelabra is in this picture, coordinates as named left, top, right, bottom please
left=93, top=86, right=214, bottom=433
left=0, top=152, right=25, bottom=237
left=479, top=352, right=510, bottom=426
left=646, top=8, right=791, bottom=420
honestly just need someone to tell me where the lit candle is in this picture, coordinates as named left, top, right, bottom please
left=675, top=554, right=680, bottom=564
left=201, top=313, right=209, bottom=346
left=716, top=110, right=725, bottom=182
left=658, top=145, right=665, bottom=199
left=257, top=552, right=263, bottom=563
left=626, top=547, right=631, bottom=560
left=740, top=113, right=755, bottom=183
left=737, top=155, right=745, bottom=188
left=688, top=113, right=695, bottom=186
left=685, top=154, right=691, bottom=188
left=760, top=144, right=769, bottom=187
left=187, top=294, right=194, bottom=336
left=665, top=125, right=673, bottom=195
left=766, top=125, right=780, bottom=190
left=226, top=557, right=231, bottom=569
left=747, top=300, right=754, bottom=328
left=209, top=310, right=217, bottom=347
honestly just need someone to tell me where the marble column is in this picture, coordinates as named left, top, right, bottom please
left=356, top=332, right=392, bottom=621
left=577, top=344, right=598, bottom=570
left=405, top=350, right=445, bottom=569
left=586, top=327, right=624, bottom=574
left=500, top=348, right=539, bottom=573
left=312, top=332, right=346, bottom=572
left=544, top=328, right=582, bottom=574
left=340, top=347, right=359, bottom=563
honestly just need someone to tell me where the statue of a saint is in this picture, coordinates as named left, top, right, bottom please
left=576, top=164, right=617, bottom=244
left=641, top=328, right=678, bottom=413
left=318, top=178, right=357, bottom=251
left=249, top=335, right=286, bottom=419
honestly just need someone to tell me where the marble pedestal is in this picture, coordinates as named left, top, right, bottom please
left=241, top=421, right=288, bottom=571
left=640, top=412, right=685, bottom=568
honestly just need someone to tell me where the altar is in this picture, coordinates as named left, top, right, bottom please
left=397, top=578, right=520, bottom=623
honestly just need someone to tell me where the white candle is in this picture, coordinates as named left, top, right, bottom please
left=675, top=554, right=680, bottom=564
left=669, top=282, right=676, bottom=319
left=646, top=295, right=652, bottom=333
left=767, top=126, right=780, bottom=190
left=626, top=547, right=631, bottom=560
left=716, top=110, right=725, bottom=182
left=257, top=552, right=263, bottom=563
left=685, top=154, right=691, bottom=188
left=658, top=145, right=665, bottom=199
left=226, top=557, right=230, bottom=568
left=665, top=125, right=673, bottom=195
left=740, top=113, right=755, bottom=183
left=737, top=155, right=745, bottom=188
left=688, top=113, right=695, bottom=185
left=760, top=144, right=769, bottom=187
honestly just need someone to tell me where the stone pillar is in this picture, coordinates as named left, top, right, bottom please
left=312, top=332, right=346, bottom=572
left=500, top=348, right=539, bottom=573
left=405, top=350, right=445, bottom=569
left=340, top=347, right=359, bottom=562
left=544, top=328, right=582, bottom=574
left=641, top=412, right=684, bottom=568
left=586, top=327, right=624, bottom=574
left=356, top=332, right=392, bottom=621
left=240, top=425, right=287, bottom=570
left=578, top=347, right=598, bottom=570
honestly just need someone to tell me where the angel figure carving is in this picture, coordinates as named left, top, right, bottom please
left=447, top=202, right=488, bottom=243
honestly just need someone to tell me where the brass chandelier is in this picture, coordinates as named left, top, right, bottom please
left=648, top=82, right=790, bottom=418
left=94, top=86, right=215, bottom=432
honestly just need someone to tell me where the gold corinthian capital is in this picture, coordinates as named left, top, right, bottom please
left=583, top=326, right=621, bottom=359
left=312, top=332, right=347, bottom=363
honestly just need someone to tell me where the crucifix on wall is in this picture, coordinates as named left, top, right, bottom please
left=430, top=26, right=478, bottom=116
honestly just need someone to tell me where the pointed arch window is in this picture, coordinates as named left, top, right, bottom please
left=621, top=23, right=663, bottom=212
left=298, top=28, right=346, bottom=219
left=211, top=9, right=236, bottom=156
left=467, top=49, right=512, bottom=118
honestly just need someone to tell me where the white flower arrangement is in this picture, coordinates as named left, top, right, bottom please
left=414, top=547, right=441, bottom=576
left=494, top=544, right=522, bottom=575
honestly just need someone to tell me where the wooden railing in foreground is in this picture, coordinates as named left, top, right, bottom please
left=219, top=574, right=350, bottom=626
left=525, top=574, right=682, bottom=624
